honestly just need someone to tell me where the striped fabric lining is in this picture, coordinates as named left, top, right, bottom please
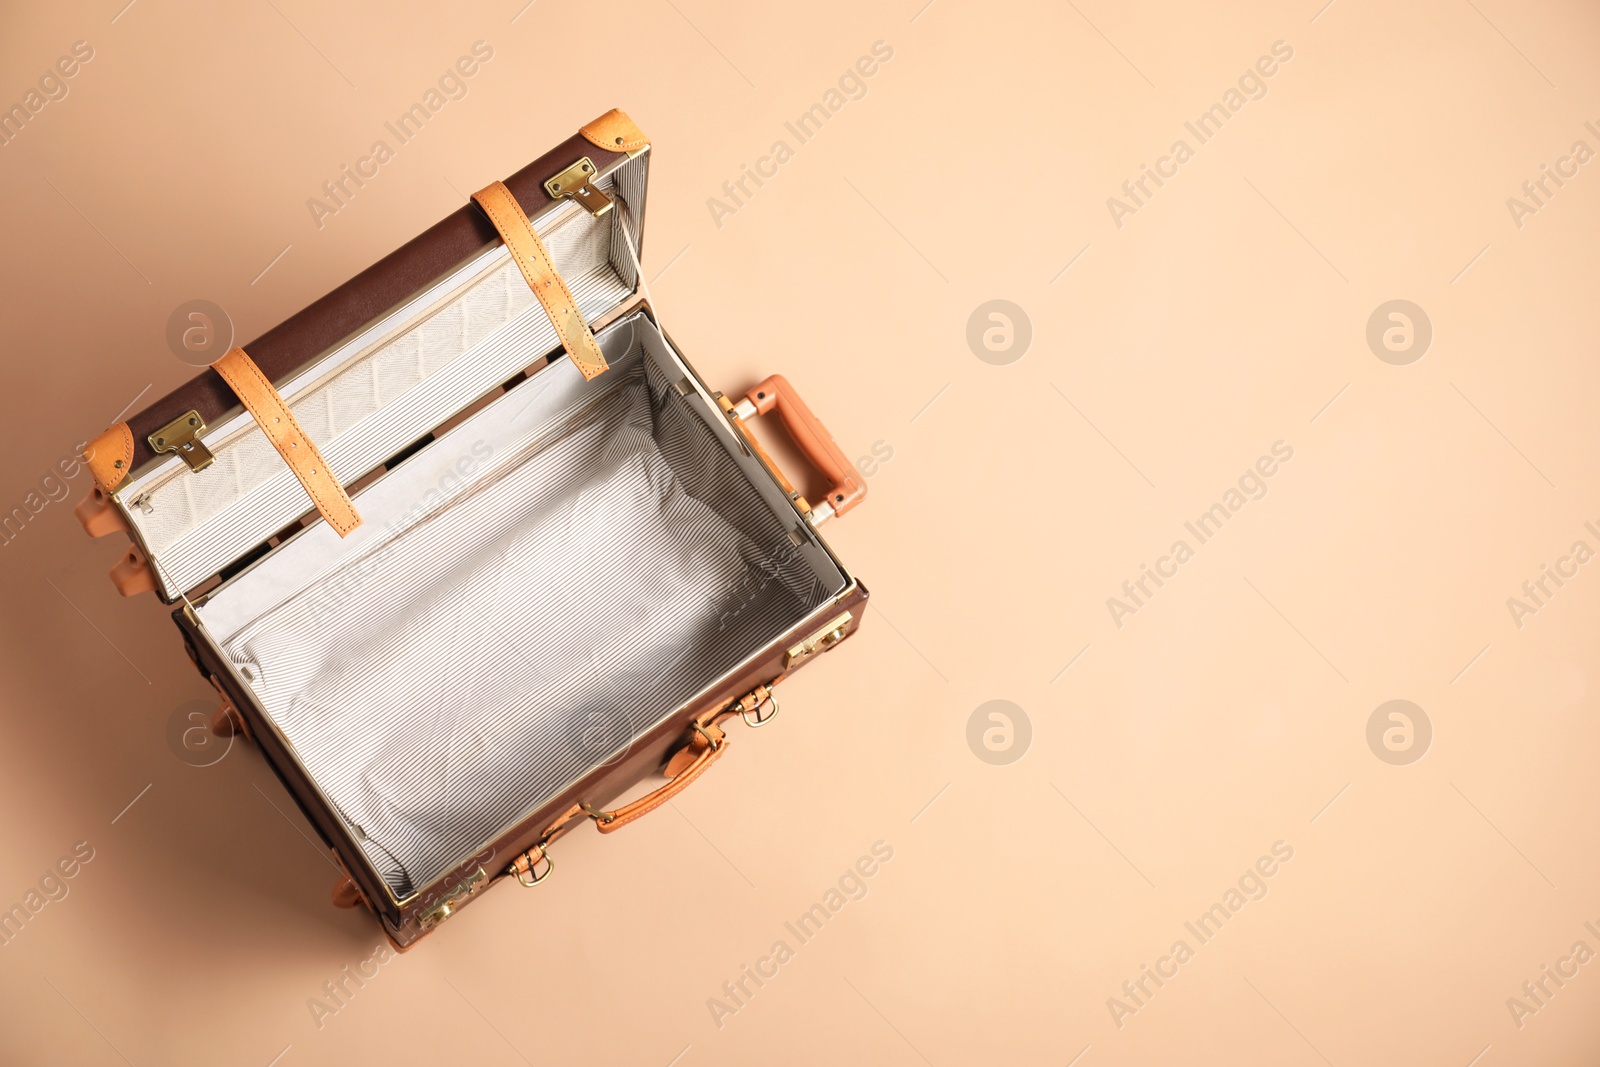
left=220, top=356, right=830, bottom=896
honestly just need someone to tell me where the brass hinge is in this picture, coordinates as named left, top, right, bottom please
left=418, top=866, right=488, bottom=929
left=544, top=156, right=612, bottom=217
left=785, top=611, right=853, bottom=669
left=149, top=410, right=214, bottom=473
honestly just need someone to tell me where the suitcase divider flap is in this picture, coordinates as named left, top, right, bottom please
left=86, top=110, right=652, bottom=601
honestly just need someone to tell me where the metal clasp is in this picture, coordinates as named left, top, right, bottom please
left=741, top=693, right=779, bottom=728
left=578, top=801, right=613, bottom=825
left=149, top=410, right=214, bottom=472
left=784, top=611, right=853, bottom=669
left=509, top=845, right=554, bottom=888
left=544, top=157, right=612, bottom=217
left=417, top=865, right=488, bottom=928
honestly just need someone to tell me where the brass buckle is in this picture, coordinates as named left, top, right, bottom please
left=579, top=801, right=615, bottom=826
left=691, top=721, right=724, bottom=751
left=510, top=845, right=554, bottom=888
left=149, top=409, right=214, bottom=472
left=741, top=694, right=779, bottom=729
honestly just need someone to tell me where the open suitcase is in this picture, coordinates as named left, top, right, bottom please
left=75, top=109, right=869, bottom=948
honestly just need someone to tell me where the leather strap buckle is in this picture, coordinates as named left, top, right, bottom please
left=510, top=844, right=555, bottom=887
left=741, top=693, right=779, bottom=729
left=691, top=720, right=725, bottom=750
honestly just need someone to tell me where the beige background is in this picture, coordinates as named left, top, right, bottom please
left=2, top=0, right=1598, bottom=1063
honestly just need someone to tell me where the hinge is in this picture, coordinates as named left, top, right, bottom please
left=149, top=410, right=214, bottom=472
left=418, top=866, right=488, bottom=929
left=544, top=156, right=612, bottom=217
left=785, top=611, right=853, bottom=669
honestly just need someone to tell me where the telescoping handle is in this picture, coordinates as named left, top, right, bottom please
left=730, top=374, right=864, bottom=525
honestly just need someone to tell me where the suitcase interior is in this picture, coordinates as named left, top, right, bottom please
left=112, top=147, right=854, bottom=906
left=193, top=315, right=848, bottom=898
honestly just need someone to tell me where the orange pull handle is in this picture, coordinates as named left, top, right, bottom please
left=586, top=724, right=729, bottom=833
left=742, top=375, right=864, bottom=521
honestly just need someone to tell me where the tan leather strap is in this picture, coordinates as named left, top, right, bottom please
left=211, top=347, right=361, bottom=537
left=471, top=180, right=608, bottom=381
left=589, top=723, right=728, bottom=834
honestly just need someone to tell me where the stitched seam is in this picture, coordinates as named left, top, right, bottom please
left=506, top=190, right=607, bottom=375
left=613, top=742, right=721, bottom=826
left=581, top=129, right=645, bottom=151
left=580, top=116, right=645, bottom=151
left=216, top=352, right=357, bottom=535
left=106, top=425, right=130, bottom=488
left=90, top=424, right=133, bottom=489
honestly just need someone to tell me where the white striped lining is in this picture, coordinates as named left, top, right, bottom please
left=216, top=351, right=833, bottom=896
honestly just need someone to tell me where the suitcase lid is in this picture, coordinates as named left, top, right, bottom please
left=83, top=110, right=652, bottom=602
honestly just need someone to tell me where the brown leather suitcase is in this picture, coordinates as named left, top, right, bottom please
left=74, top=109, right=868, bottom=948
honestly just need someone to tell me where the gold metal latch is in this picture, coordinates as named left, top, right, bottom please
left=149, top=410, right=214, bottom=473
left=785, top=611, right=853, bottom=669
left=418, top=866, right=488, bottom=929
left=544, top=157, right=612, bottom=217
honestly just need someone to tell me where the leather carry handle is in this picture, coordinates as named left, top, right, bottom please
left=509, top=689, right=776, bottom=884
left=741, top=375, right=864, bottom=521
left=584, top=723, right=728, bottom=834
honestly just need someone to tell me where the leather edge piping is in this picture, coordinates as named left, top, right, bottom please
left=580, top=109, right=648, bottom=153
left=86, top=423, right=133, bottom=493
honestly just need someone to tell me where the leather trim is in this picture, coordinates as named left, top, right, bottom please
left=85, top=423, right=133, bottom=493
left=471, top=180, right=608, bottom=381
left=595, top=726, right=726, bottom=833
left=211, top=347, right=362, bottom=537
left=580, top=109, right=647, bottom=153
